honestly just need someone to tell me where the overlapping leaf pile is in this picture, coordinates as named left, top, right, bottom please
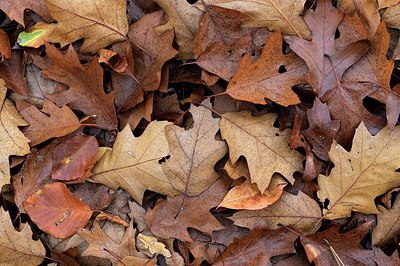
left=0, top=0, right=400, bottom=264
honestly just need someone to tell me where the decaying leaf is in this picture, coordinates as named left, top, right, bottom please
left=318, top=122, right=400, bottom=219
left=372, top=195, right=400, bottom=245
left=23, top=182, right=93, bottom=238
left=0, top=208, right=46, bottom=265
left=137, top=233, right=172, bottom=258
left=0, top=0, right=51, bottom=26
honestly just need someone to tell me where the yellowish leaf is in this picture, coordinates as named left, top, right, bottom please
left=372, top=195, right=400, bottom=245
left=382, top=3, right=400, bottom=29
left=318, top=122, right=400, bottom=219
left=137, top=233, right=172, bottom=258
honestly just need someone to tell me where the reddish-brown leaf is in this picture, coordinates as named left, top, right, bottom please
left=71, top=182, right=116, bottom=211
left=98, top=48, right=128, bottom=73
left=52, top=136, right=99, bottom=181
left=23, top=182, right=93, bottom=238
left=0, top=29, right=11, bottom=62
left=0, top=51, right=28, bottom=95
left=0, top=0, right=52, bottom=26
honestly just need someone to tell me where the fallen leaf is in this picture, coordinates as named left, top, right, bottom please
left=318, top=122, right=400, bottom=219
left=223, top=158, right=250, bottom=180
left=17, top=99, right=82, bottom=146
left=0, top=79, right=30, bottom=188
left=31, top=0, right=128, bottom=53
left=0, top=208, right=46, bottom=264
left=338, top=0, right=380, bottom=35
left=92, top=122, right=180, bottom=203
left=154, top=0, right=203, bottom=59
left=213, top=226, right=298, bottom=266
left=0, top=29, right=11, bottom=62
left=379, top=0, right=400, bottom=8
left=198, top=0, right=310, bottom=39
left=372, top=195, right=400, bottom=245
left=145, top=178, right=227, bottom=242
left=162, top=101, right=227, bottom=196
left=23, top=182, right=93, bottom=238
left=226, top=32, right=307, bottom=106
left=0, top=51, right=28, bottom=95
left=32, top=43, right=117, bottom=130
left=137, top=234, right=172, bottom=257
left=231, top=191, right=321, bottom=234
left=0, top=0, right=51, bottom=26
left=220, top=111, right=304, bottom=192
left=72, top=182, right=116, bottom=211
left=301, top=222, right=400, bottom=265
left=218, top=174, right=287, bottom=210
left=52, top=136, right=99, bottom=181
left=119, top=92, right=153, bottom=130
left=382, top=2, right=400, bottom=29
left=98, top=49, right=128, bottom=73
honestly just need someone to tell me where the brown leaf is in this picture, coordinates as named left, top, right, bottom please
left=301, top=222, right=400, bottom=265
left=71, top=182, right=116, bottom=211
left=24, top=182, right=93, bottom=238
left=162, top=101, right=227, bottom=196
left=52, top=136, right=99, bottom=181
left=213, top=226, right=298, bottom=266
left=0, top=0, right=51, bottom=26
left=372, top=195, right=400, bottom=245
left=32, top=43, right=117, bottom=130
left=98, top=49, right=128, bottom=73
left=227, top=32, right=307, bottom=106
left=119, top=92, right=153, bottom=130
left=17, top=99, right=82, bottom=146
left=0, top=51, right=28, bottom=95
left=145, top=178, right=228, bottom=242
left=0, top=29, right=11, bottom=62
left=218, top=175, right=287, bottom=210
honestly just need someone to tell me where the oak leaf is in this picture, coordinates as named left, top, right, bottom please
left=231, top=191, right=321, bottom=234
left=0, top=79, right=30, bottom=188
left=0, top=51, right=28, bottom=95
left=153, top=0, right=203, bottom=59
left=226, top=32, right=307, bottom=106
left=17, top=99, right=82, bottom=146
left=40, top=0, right=128, bottom=53
left=372, top=195, right=400, bottom=245
left=162, top=101, right=227, bottom=196
left=382, top=2, right=400, bottom=29
left=199, top=0, right=310, bottom=39
left=92, top=122, right=180, bottom=203
left=318, top=122, right=400, bottom=219
left=220, top=111, right=303, bottom=192
left=0, top=0, right=51, bottom=26
left=32, top=43, right=117, bottom=130
left=137, top=234, right=172, bottom=258
left=0, top=208, right=45, bottom=265
left=145, top=178, right=227, bottom=242
left=301, top=222, right=400, bottom=265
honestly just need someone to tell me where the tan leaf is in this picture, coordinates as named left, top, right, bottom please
left=92, top=122, right=180, bottom=203
left=382, top=3, right=400, bottom=29
left=218, top=174, right=287, bottom=210
left=0, top=79, right=30, bottom=188
left=162, top=101, right=227, bottom=195
left=231, top=191, right=321, bottom=234
left=223, top=158, right=250, bottom=180
left=198, top=0, right=311, bottom=39
left=220, top=111, right=304, bottom=192
left=23, top=182, right=93, bottom=238
left=17, top=99, right=82, bottom=146
left=338, top=0, right=380, bottom=35
left=372, top=195, right=400, bottom=245
left=378, top=0, right=400, bottom=8
left=153, top=0, right=203, bottom=59
left=137, top=234, right=172, bottom=258
left=40, top=0, right=128, bottom=53
left=0, top=208, right=45, bottom=264
left=318, top=122, right=400, bottom=219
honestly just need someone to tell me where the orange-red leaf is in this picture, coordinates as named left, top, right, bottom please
left=23, top=182, right=93, bottom=238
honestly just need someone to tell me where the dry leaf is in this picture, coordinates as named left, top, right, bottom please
left=23, top=182, right=93, bottom=238
left=137, top=234, right=171, bottom=257
left=382, top=3, right=400, bottom=29
left=0, top=0, right=51, bottom=26
left=0, top=208, right=45, bottom=264
left=338, top=0, right=380, bottom=35
left=0, top=29, right=11, bottom=62
left=220, top=111, right=303, bottom=192
left=318, top=122, right=400, bottom=219
left=92, top=122, right=180, bottom=203
left=0, top=51, right=28, bottom=95
left=98, top=49, right=128, bottom=73
left=0, top=79, right=30, bottom=188
left=372, top=195, right=400, bottom=245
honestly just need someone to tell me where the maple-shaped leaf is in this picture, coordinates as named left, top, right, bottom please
left=92, top=122, right=180, bottom=203
left=226, top=32, right=307, bottom=106
left=153, top=0, right=203, bottom=59
left=145, top=178, right=227, bottom=242
left=220, top=111, right=303, bottom=192
left=23, top=182, right=93, bottom=238
left=29, top=0, right=129, bottom=53
left=32, top=43, right=117, bottom=130
left=231, top=191, right=321, bottom=234
left=0, top=208, right=45, bottom=264
left=372, top=195, right=400, bottom=245
left=318, top=122, right=400, bottom=219
left=162, top=101, right=227, bottom=196
left=0, top=0, right=51, bottom=26
left=301, top=222, right=400, bottom=265
left=194, top=5, right=271, bottom=81
left=79, top=222, right=154, bottom=265
left=285, top=0, right=370, bottom=98
left=17, top=99, right=82, bottom=146
left=213, top=226, right=298, bottom=266
left=303, top=98, right=340, bottom=161
left=0, top=79, right=30, bottom=188
left=198, top=0, right=310, bottom=39
left=218, top=174, right=287, bottom=210
left=52, top=136, right=99, bottom=181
